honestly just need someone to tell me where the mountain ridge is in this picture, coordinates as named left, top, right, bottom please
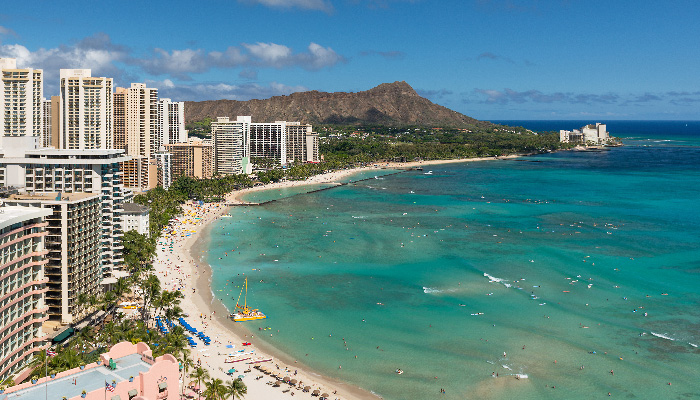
left=184, top=81, right=493, bottom=128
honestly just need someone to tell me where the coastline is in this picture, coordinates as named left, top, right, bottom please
left=226, top=155, right=520, bottom=204
left=152, top=195, right=378, bottom=400
left=151, top=155, right=521, bottom=400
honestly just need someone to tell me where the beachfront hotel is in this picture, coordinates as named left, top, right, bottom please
left=0, top=146, right=131, bottom=275
left=58, top=69, right=113, bottom=150
left=4, top=192, right=102, bottom=324
left=286, top=122, right=320, bottom=163
left=560, top=123, right=609, bottom=144
left=0, top=205, right=52, bottom=383
left=164, top=139, right=214, bottom=180
left=212, top=117, right=248, bottom=175
left=212, top=116, right=320, bottom=173
left=2, top=341, right=180, bottom=400
left=250, top=121, right=288, bottom=166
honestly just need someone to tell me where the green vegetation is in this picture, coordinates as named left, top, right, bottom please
left=317, top=124, right=562, bottom=165
left=185, top=117, right=212, bottom=139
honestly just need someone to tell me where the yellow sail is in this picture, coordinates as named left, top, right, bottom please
left=231, top=277, right=266, bottom=322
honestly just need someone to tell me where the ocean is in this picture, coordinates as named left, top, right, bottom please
left=204, top=121, right=700, bottom=399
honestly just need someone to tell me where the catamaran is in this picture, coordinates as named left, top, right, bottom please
left=230, top=277, right=266, bottom=322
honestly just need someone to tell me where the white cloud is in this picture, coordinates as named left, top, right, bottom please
left=240, top=0, right=334, bottom=12
left=0, top=33, right=343, bottom=96
left=147, top=79, right=307, bottom=101
left=473, top=88, right=620, bottom=105
left=303, top=42, right=344, bottom=69
left=0, top=33, right=130, bottom=95
left=243, top=42, right=293, bottom=65
left=137, top=42, right=344, bottom=78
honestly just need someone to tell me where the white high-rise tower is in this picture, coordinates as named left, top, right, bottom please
left=59, top=69, right=113, bottom=150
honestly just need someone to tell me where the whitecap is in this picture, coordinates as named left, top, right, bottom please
left=650, top=332, right=675, bottom=341
left=423, top=287, right=441, bottom=294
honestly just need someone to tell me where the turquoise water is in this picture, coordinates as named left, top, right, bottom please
left=206, top=124, right=700, bottom=399
left=239, top=169, right=402, bottom=203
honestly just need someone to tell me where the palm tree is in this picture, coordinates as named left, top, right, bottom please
left=139, top=274, right=161, bottom=324
left=114, top=277, right=130, bottom=298
left=190, top=366, right=209, bottom=400
left=76, top=293, right=89, bottom=319
left=28, top=349, right=48, bottom=378
left=203, top=378, right=226, bottom=400
left=179, top=350, right=194, bottom=399
left=225, top=378, right=247, bottom=400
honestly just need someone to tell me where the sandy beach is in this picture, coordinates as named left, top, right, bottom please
left=226, top=155, right=518, bottom=204
left=149, top=156, right=520, bottom=400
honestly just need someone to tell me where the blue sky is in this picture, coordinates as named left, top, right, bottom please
left=1, top=0, right=698, bottom=120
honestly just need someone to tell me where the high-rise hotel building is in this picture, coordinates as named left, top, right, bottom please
left=286, top=122, right=319, bottom=163
left=0, top=58, right=43, bottom=139
left=5, top=193, right=102, bottom=324
left=0, top=205, right=52, bottom=382
left=58, top=69, right=113, bottom=150
left=212, top=117, right=247, bottom=175
left=124, top=83, right=159, bottom=158
left=250, top=121, right=287, bottom=166
left=165, top=139, right=214, bottom=180
left=0, top=148, right=130, bottom=274
left=158, top=98, right=187, bottom=145
left=114, top=83, right=162, bottom=191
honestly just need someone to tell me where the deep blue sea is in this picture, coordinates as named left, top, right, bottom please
left=204, top=121, right=700, bottom=399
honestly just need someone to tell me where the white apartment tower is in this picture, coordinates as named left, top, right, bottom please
left=250, top=121, right=287, bottom=166
left=158, top=98, right=187, bottom=145
left=42, top=98, right=52, bottom=147
left=0, top=58, right=43, bottom=141
left=285, top=122, right=319, bottom=163
left=212, top=117, right=246, bottom=175
left=59, top=69, right=113, bottom=150
left=124, top=83, right=159, bottom=158
left=153, top=147, right=172, bottom=189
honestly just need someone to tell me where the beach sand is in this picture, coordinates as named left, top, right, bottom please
left=150, top=156, right=520, bottom=400
left=226, top=156, right=518, bottom=204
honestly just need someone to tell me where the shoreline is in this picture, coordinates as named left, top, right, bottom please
left=150, top=155, right=522, bottom=400
left=151, top=200, right=377, bottom=400
left=226, top=155, right=521, bottom=204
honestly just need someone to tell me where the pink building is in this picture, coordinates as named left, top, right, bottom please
left=0, top=206, right=52, bottom=382
left=3, top=342, right=180, bottom=400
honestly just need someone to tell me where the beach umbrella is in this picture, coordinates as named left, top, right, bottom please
left=228, top=368, right=236, bottom=374
left=289, top=379, right=298, bottom=385
left=303, top=386, right=311, bottom=392
left=322, top=393, right=329, bottom=398
left=238, top=375, right=245, bottom=379
left=283, top=376, right=290, bottom=382
left=312, top=389, right=320, bottom=395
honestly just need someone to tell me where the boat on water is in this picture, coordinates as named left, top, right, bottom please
left=229, top=277, right=267, bottom=322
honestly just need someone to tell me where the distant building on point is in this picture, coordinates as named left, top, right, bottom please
left=560, top=123, right=609, bottom=144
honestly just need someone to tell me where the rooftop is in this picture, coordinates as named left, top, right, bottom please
left=10, top=353, right=151, bottom=400
left=0, top=205, right=52, bottom=230
left=121, top=203, right=149, bottom=214
left=8, top=192, right=99, bottom=202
